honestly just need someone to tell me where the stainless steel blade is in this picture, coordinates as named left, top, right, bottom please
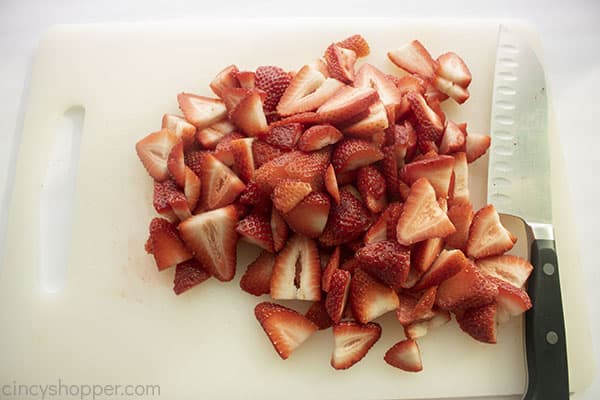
left=487, top=26, right=551, bottom=230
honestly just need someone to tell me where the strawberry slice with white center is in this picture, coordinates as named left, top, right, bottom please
left=466, top=132, right=492, bottom=162
left=396, top=178, right=456, bottom=246
left=196, top=120, right=236, bottom=149
left=173, top=259, right=211, bottom=295
left=406, top=91, right=445, bottom=144
left=183, top=167, right=201, bottom=212
left=450, top=152, right=469, bottom=204
left=342, top=100, right=389, bottom=138
left=356, top=240, right=410, bottom=289
left=476, top=255, right=533, bottom=289
left=254, top=302, right=318, bottom=360
left=436, top=260, right=498, bottom=311
left=161, top=114, right=197, bottom=148
left=177, top=93, right=227, bottom=129
left=297, top=124, right=343, bottom=152
left=439, top=120, right=467, bottom=155
left=167, top=141, right=186, bottom=187
left=432, top=75, right=470, bottom=104
left=322, top=246, right=341, bottom=292
left=145, top=218, right=193, bottom=271
left=277, top=64, right=345, bottom=116
left=466, top=204, right=517, bottom=259
left=332, top=138, right=384, bottom=174
left=240, top=251, right=275, bottom=296
left=229, top=138, right=256, bottom=183
left=411, top=237, right=445, bottom=273
left=317, top=86, right=379, bottom=124
left=230, top=89, right=268, bottom=137
left=178, top=205, right=239, bottom=282
left=272, top=179, right=313, bottom=214
left=413, top=248, right=469, bottom=291
left=325, top=269, right=351, bottom=323
left=435, top=52, right=472, bottom=88
left=356, top=165, right=387, bottom=213
left=283, top=192, right=331, bottom=239
left=199, top=154, right=245, bottom=211
left=337, top=34, right=370, bottom=58
left=305, top=300, right=333, bottom=330
left=220, top=87, right=254, bottom=115
left=214, top=132, right=245, bottom=166
left=209, top=64, right=240, bottom=98
left=384, top=339, right=423, bottom=372
left=235, top=70, right=256, bottom=88
left=270, top=234, right=322, bottom=301
left=387, top=40, right=436, bottom=79
left=331, top=321, right=382, bottom=370
left=324, top=164, right=341, bottom=204
left=456, top=303, right=497, bottom=344
left=403, top=309, right=451, bottom=339
left=270, top=207, right=288, bottom=253
left=236, top=212, right=274, bottom=253
left=488, top=276, right=532, bottom=322
left=324, top=43, right=357, bottom=84
left=445, top=202, right=474, bottom=251
left=255, top=65, right=292, bottom=113
left=349, top=269, right=400, bottom=324
left=363, top=211, right=387, bottom=245
left=354, top=63, right=402, bottom=122
left=136, top=128, right=178, bottom=182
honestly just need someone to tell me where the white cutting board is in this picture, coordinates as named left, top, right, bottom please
left=0, top=19, right=594, bottom=399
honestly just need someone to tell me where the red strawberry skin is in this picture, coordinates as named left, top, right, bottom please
left=236, top=212, right=275, bottom=252
left=240, top=251, right=275, bottom=296
left=305, top=300, right=334, bottom=330
left=283, top=192, right=331, bottom=238
left=252, top=140, right=287, bottom=168
left=263, top=123, right=304, bottom=150
left=349, top=269, right=400, bottom=324
left=146, top=218, right=193, bottom=271
left=325, top=269, right=351, bottom=323
left=436, top=261, right=498, bottom=311
left=319, top=189, right=372, bottom=247
left=255, top=66, right=292, bottom=113
left=173, top=259, right=211, bottom=295
left=355, top=241, right=410, bottom=289
left=332, top=138, right=384, bottom=174
left=356, top=166, right=387, bottom=213
left=456, top=303, right=497, bottom=344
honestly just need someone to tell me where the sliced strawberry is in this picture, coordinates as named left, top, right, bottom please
left=214, top=132, right=245, bottom=166
left=270, top=111, right=322, bottom=127
left=319, top=188, right=372, bottom=247
left=384, top=339, right=423, bottom=372
left=178, top=205, right=238, bottom=281
left=439, top=120, right=467, bottom=155
left=240, top=250, right=275, bottom=296
left=239, top=180, right=271, bottom=210
left=317, top=86, right=378, bottom=124
left=324, top=43, right=357, bottom=84
left=411, top=237, right=444, bottom=273
left=183, top=167, right=201, bottom=211
left=270, top=234, right=322, bottom=301
left=230, top=138, right=255, bottom=183
left=184, top=150, right=208, bottom=178
left=230, top=89, right=268, bottom=137
left=324, top=164, right=341, bottom=204
left=255, top=65, right=292, bottom=113
left=340, top=258, right=361, bottom=275
left=384, top=202, right=404, bottom=240
left=297, top=124, right=343, bottom=152
left=331, top=321, right=381, bottom=370
left=406, top=91, right=445, bottom=143
left=283, top=191, right=331, bottom=239
left=413, top=287, right=438, bottom=319
left=466, top=132, right=491, bottom=163
left=436, top=261, right=498, bottom=311
left=336, top=34, right=370, bottom=57
left=431, top=74, right=470, bottom=104
left=173, top=259, right=211, bottom=295
left=342, top=100, right=389, bottom=138
left=445, top=202, right=474, bottom=251
left=322, top=246, right=341, bottom=292
left=252, top=140, right=286, bottom=168
left=354, top=64, right=402, bottom=121
left=356, top=241, right=410, bottom=289
left=136, top=128, right=178, bottom=181
left=413, top=249, right=469, bottom=291
left=395, top=294, right=421, bottom=326
left=363, top=211, right=387, bottom=245
left=236, top=212, right=274, bottom=252
left=272, top=179, right=313, bottom=214
left=220, top=87, right=254, bottom=115
left=305, top=300, right=334, bottom=330
left=199, top=154, right=245, bottom=211
left=489, top=276, right=532, bottom=318
left=210, top=64, right=240, bottom=98
left=335, top=170, right=358, bottom=186
left=423, top=79, right=450, bottom=103
left=255, top=302, right=318, bottom=360
left=386, top=120, right=418, bottom=161
left=450, top=152, right=469, bottom=204
left=356, top=165, right=387, bottom=213
left=396, top=178, right=455, bottom=246
left=196, top=120, right=236, bottom=149
left=349, top=269, right=400, bottom=324
left=277, top=64, right=344, bottom=116
left=236, top=70, right=256, bottom=89
left=388, top=40, right=436, bottom=79
left=326, top=269, right=351, bottom=323
left=263, top=123, right=303, bottom=150
left=456, top=303, right=497, bottom=344
left=270, top=207, right=289, bottom=252
left=162, top=114, right=197, bottom=148
left=466, top=205, right=517, bottom=259
left=153, top=179, right=189, bottom=221
left=476, top=255, right=533, bottom=289
left=178, top=93, right=227, bottom=129
left=404, top=309, right=451, bottom=339
left=381, top=146, right=401, bottom=199
left=436, top=52, right=472, bottom=87
left=146, top=218, right=192, bottom=271
left=332, top=138, right=384, bottom=174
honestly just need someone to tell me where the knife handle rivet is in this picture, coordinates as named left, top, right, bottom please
left=546, top=331, right=559, bottom=345
left=543, top=263, right=555, bottom=276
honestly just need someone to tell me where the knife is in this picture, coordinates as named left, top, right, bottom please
left=487, top=26, right=569, bottom=399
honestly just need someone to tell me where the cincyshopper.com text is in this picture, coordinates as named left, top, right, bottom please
left=0, top=380, right=160, bottom=400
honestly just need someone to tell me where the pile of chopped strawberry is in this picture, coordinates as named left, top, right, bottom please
left=136, top=34, right=533, bottom=372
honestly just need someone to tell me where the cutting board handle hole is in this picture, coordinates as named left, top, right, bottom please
left=39, top=106, right=85, bottom=294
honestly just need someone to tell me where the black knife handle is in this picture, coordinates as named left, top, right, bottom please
left=523, top=239, right=569, bottom=399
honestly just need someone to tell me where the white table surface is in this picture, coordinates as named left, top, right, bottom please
left=0, top=0, right=598, bottom=399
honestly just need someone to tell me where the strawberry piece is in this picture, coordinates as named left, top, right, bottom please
left=319, top=188, right=371, bottom=246
left=342, top=101, right=389, bottom=138
left=196, top=120, right=236, bottom=149
left=239, top=181, right=271, bottom=210
left=230, top=138, right=256, bottom=183
left=326, top=269, right=351, bottom=323
left=173, top=259, right=211, bottom=295
left=255, top=65, right=292, bottom=113
left=178, top=205, right=239, bottom=281
left=396, top=178, right=455, bottom=246
left=332, top=138, right=384, bottom=173
left=414, top=249, right=470, bottom=291
left=136, top=128, right=178, bottom=181
left=406, top=91, right=444, bottom=143
left=381, top=145, right=401, bottom=199
left=439, top=120, right=467, bottom=155
left=230, top=89, right=268, bottom=137
left=236, top=212, right=274, bottom=252
left=317, top=86, right=378, bottom=123
left=488, top=275, right=532, bottom=317
left=384, top=339, right=423, bottom=372
left=456, top=303, right=497, bottom=344
left=178, top=93, right=227, bottom=129
left=411, top=237, right=444, bottom=273
left=466, top=132, right=491, bottom=162
left=386, top=121, right=418, bottom=161
left=445, top=202, right=474, bottom=251
left=183, top=167, right=201, bottom=212
left=283, top=192, right=331, bottom=238
left=356, top=241, right=410, bottom=289
left=220, top=87, right=254, bottom=115
left=270, top=112, right=322, bottom=127
left=236, top=70, right=256, bottom=89
left=146, top=218, right=192, bottom=271
left=436, top=260, right=498, bottom=311
left=476, top=255, right=533, bottom=289
left=324, top=43, right=357, bottom=83
left=349, top=269, right=400, bottom=324
left=322, top=246, right=341, bottom=292
left=297, top=124, right=343, bottom=152
left=153, top=179, right=190, bottom=221
left=400, top=155, right=455, bottom=198
left=451, top=152, right=469, bottom=204
left=436, top=52, right=472, bottom=87
left=404, top=309, right=451, bottom=339
left=340, top=258, right=361, bottom=275
left=270, top=207, right=289, bottom=252
left=162, top=114, right=197, bottom=148
left=184, top=150, right=208, bottom=178
left=331, top=321, right=381, bottom=370
left=356, top=165, right=387, bottom=213
left=395, top=294, right=422, bottom=326
left=255, top=302, right=318, bottom=360
left=240, top=251, right=275, bottom=296
left=277, top=64, right=344, bottom=116
left=210, top=64, right=240, bottom=98
left=363, top=214, right=386, bottom=245
left=466, top=205, right=517, bottom=259
left=199, top=154, right=245, bottom=211
left=270, top=234, right=322, bottom=301
left=335, top=169, right=358, bottom=186
left=263, top=123, right=303, bottom=150
left=214, top=132, right=246, bottom=166
left=354, top=64, right=402, bottom=122
left=337, top=34, right=370, bottom=58
left=272, top=179, right=313, bottom=213
left=388, top=40, right=436, bottom=79
left=252, top=140, right=286, bottom=168
left=431, top=74, right=470, bottom=104
left=305, top=300, right=333, bottom=330
left=324, top=164, right=341, bottom=204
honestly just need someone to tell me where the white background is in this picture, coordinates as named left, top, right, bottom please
left=0, top=0, right=598, bottom=398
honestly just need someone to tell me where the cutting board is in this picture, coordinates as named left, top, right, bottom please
left=0, top=19, right=594, bottom=399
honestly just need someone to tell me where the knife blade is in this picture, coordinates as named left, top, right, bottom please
left=488, top=25, right=569, bottom=399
